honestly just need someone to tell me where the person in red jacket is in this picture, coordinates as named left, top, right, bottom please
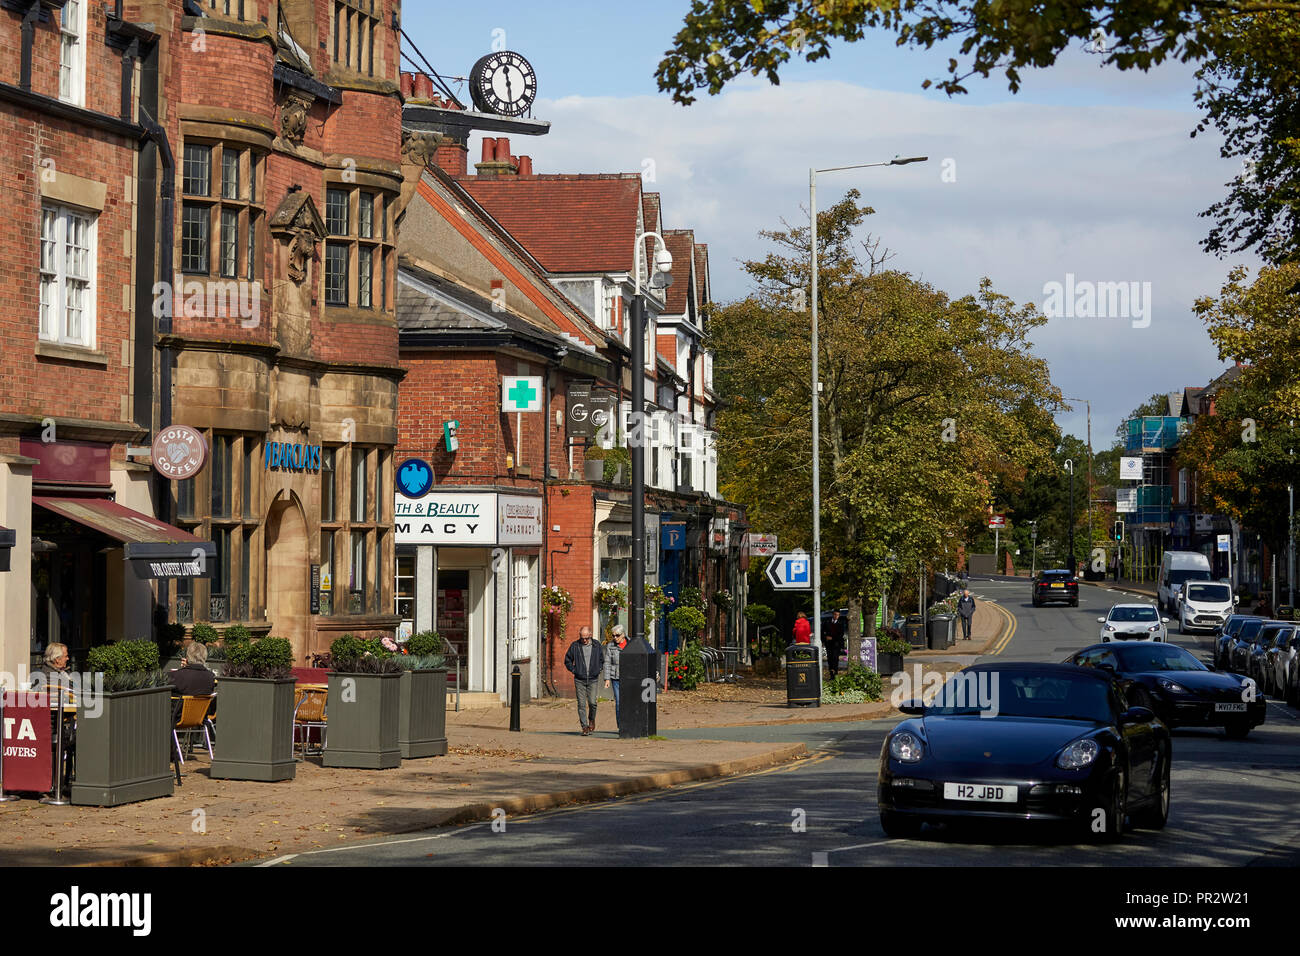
left=793, top=611, right=812, bottom=644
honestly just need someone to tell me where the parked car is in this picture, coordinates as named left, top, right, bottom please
left=878, top=662, right=1170, bottom=840
left=1157, top=551, right=1213, bottom=614
left=1215, top=614, right=1258, bottom=668
left=1177, top=581, right=1236, bottom=635
left=1033, top=569, right=1079, bottom=608
left=1066, top=641, right=1266, bottom=739
left=1097, top=604, right=1168, bottom=643
left=1225, top=617, right=1267, bottom=673
left=1262, top=624, right=1299, bottom=698
left=1282, top=634, right=1300, bottom=707
left=1240, top=621, right=1288, bottom=687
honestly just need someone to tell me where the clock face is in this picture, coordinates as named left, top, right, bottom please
left=470, top=51, right=537, bottom=117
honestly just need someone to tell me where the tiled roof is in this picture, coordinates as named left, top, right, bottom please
left=456, top=173, right=644, bottom=273
left=662, top=230, right=696, bottom=315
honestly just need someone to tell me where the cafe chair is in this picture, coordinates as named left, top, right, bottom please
left=292, top=686, right=327, bottom=756
left=173, top=694, right=216, bottom=765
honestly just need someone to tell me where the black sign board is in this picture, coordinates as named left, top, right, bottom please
left=567, top=381, right=616, bottom=439
left=310, top=564, right=321, bottom=615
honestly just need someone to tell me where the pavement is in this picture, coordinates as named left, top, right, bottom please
left=0, top=602, right=1013, bottom=868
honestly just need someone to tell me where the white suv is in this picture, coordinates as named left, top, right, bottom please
left=1177, top=581, right=1236, bottom=635
left=1098, top=604, right=1169, bottom=643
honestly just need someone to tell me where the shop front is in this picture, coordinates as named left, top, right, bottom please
left=394, top=485, right=542, bottom=700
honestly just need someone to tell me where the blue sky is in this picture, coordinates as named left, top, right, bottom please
left=403, top=5, right=1253, bottom=446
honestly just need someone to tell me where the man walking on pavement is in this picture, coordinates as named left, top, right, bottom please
left=826, top=609, right=847, bottom=677
left=564, top=625, right=605, bottom=735
left=957, top=588, right=977, bottom=640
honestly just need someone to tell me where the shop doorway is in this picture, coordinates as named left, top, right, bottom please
left=436, top=560, right=489, bottom=691
left=266, top=496, right=308, bottom=659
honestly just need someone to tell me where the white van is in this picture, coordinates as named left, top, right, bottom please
left=1177, top=580, right=1237, bottom=634
left=1158, top=551, right=1213, bottom=613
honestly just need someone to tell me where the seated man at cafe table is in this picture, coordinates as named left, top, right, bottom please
left=170, top=641, right=217, bottom=736
left=29, top=643, right=76, bottom=787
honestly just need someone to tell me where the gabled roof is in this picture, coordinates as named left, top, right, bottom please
left=455, top=173, right=644, bottom=273
left=662, top=229, right=697, bottom=316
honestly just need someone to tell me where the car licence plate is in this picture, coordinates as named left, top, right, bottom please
left=1051, top=583, right=1064, bottom=589
left=1214, top=703, right=1247, bottom=712
left=943, top=783, right=1018, bottom=803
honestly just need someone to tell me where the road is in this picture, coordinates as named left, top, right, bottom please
left=255, top=577, right=1300, bottom=867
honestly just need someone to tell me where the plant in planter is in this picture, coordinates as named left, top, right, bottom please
left=713, top=589, right=734, bottom=612
left=583, top=445, right=607, bottom=481
left=875, top=628, right=911, bottom=676
left=822, top=662, right=884, bottom=703
left=644, top=583, right=671, bottom=626
left=209, top=636, right=297, bottom=781
left=665, top=639, right=704, bottom=690
left=391, top=631, right=449, bottom=758
left=595, top=581, right=628, bottom=639
left=601, top=446, right=630, bottom=483
left=542, top=585, right=574, bottom=641
left=72, top=640, right=175, bottom=806
left=322, top=635, right=403, bottom=769
left=679, top=586, right=706, bottom=611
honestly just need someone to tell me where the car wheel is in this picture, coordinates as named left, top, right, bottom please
left=879, top=809, right=922, bottom=839
left=1130, top=686, right=1157, bottom=714
left=1091, top=771, right=1126, bottom=842
left=1071, top=600, right=1079, bottom=608
left=1225, top=719, right=1251, bottom=740
left=1133, top=746, right=1171, bottom=830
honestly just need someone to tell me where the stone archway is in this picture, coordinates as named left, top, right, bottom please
left=265, top=494, right=309, bottom=660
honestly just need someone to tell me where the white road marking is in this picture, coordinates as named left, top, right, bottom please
left=278, top=822, right=494, bottom=859
left=256, top=854, right=298, bottom=867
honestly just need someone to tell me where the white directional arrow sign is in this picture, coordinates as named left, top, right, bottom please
left=766, top=551, right=813, bottom=590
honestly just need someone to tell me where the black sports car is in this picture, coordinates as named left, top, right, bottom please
left=878, top=662, right=1170, bottom=840
left=1066, top=642, right=1265, bottom=739
left=1032, top=569, right=1079, bottom=607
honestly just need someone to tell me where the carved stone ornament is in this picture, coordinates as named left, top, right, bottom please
left=280, top=91, right=314, bottom=146
left=401, top=128, right=443, bottom=168
left=268, top=190, right=327, bottom=286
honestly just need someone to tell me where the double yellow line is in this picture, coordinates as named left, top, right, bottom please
left=988, top=601, right=1018, bottom=656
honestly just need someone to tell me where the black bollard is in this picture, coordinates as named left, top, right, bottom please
left=618, top=638, right=657, bottom=738
left=509, top=665, right=521, bottom=732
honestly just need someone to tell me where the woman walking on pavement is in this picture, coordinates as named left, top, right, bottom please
left=604, top=624, right=628, bottom=732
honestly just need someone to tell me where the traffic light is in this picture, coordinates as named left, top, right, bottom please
left=1113, top=520, right=1124, bottom=543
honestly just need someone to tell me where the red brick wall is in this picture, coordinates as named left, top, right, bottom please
left=545, top=484, right=594, bottom=695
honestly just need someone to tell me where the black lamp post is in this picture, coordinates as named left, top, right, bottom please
left=1065, top=459, right=1076, bottom=572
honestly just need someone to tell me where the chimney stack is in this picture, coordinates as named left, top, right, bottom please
left=518, top=156, right=533, bottom=176
left=475, top=136, right=520, bottom=178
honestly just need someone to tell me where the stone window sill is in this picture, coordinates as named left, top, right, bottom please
left=35, top=341, right=108, bottom=366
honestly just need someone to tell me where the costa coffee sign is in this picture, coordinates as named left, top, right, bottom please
left=152, top=425, right=207, bottom=481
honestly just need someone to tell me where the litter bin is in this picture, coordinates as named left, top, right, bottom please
left=927, top=614, right=954, bottom=650
left=786, top=643, right=821, bottom=707
left=904, top=615, right=926, bottom=649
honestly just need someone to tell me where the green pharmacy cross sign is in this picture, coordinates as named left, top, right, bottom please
left=502, top=376, right=543, bottom=413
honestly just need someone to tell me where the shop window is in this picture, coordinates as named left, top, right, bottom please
left=211, top=526, right=231, bottom=623
left=211, top=435, right=233, bottom=518
left=177, top=476, right=195, bottom=519
left=181, top=142, right=264, bottom=282
left=203, top=0, right=247, bottom=17
left=59, top=0, right=86, bottom=106
left=239, top=528, right=252, bottom=622
left=375, top=451, right=386, bottom=523
left=176, top=575, right=194, bottom=624
left=349, top=530, right=366, bottom=614
left=352, top=447, right=368, bottom=522
left=39, top=204, right=97, bottom=348
left=324, top=186, right=392, bottom=311
left=242, top=436, right=257, bottom=516
left=511, top=555, right=534, bottom=661
left=321, top=446, right=337, bottom=521
left=320, top=530, right=336, bottom=616
left=373, top=530, right=385, bottom=613
left=395, top=549, right=415, bottom=622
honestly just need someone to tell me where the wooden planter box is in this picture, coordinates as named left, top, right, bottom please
left=584, top=459, right=604, bottom=482
left=322, top=672, right=401, bottom=769
left=209, top=677, right=296, bottom=782
left=399, top=669, right=448, bottom=759
left=71, top=685, right=174, bottom=807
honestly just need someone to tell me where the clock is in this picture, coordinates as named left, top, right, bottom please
left=469, top=51, right=537, bottom=117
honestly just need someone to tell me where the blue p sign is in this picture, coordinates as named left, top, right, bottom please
left=787, top=557, right=809, bottom=584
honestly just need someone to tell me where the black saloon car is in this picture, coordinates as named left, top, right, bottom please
left=1215, top=614, right=1258, bottom=668
left=1067, top=642, right=1265, bottom=738
left=1032, top=569, right=1079, bottom=608
left=878, top=662, right=1170, bottom=840
left=1225, top=617, right=1266, bottom=672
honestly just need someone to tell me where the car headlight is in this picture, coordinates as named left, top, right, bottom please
left=1056, top=737, right=1100, bottom=769
left=1148, top=624, right=1162, bottom=632
left=889, top=731, right=925, bottom=763
left=1104, top=624, right=1116, bottom=631
left=1157, top=678, right=1187, bottom=694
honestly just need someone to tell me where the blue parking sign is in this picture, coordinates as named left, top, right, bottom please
left=787, top=556, right=809, bottom=584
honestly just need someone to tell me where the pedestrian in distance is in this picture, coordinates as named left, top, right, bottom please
left=564, top=625, right=605, bottom=735
left=604, top=624, right=628, bottom=732
left=826, top=610, right=847, bottom=677
left=793, top=611, right=812, bottom=645
left=957, top=588, right=976, bottom=640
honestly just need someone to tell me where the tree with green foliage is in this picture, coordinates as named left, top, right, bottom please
left=710, top=192, right=1062, bottom=662
left=656, top=2, right=1300, bottom=265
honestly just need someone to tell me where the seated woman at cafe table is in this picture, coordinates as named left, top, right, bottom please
left=170, top=641, right=217, bottom=733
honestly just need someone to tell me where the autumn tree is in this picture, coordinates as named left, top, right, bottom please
left=711, top=192, right=1062, bottom=660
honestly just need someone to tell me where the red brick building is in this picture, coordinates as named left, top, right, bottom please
left=0, top=0, right=406, bottom=670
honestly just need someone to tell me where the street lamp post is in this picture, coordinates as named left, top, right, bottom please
left=1064, top=459, right=1076, bottom=573
left=809, top=155, right=925, bottom=648
left=630, top=231, right=672, bottom=683
left=1068, top=398, right=1093, bottom=566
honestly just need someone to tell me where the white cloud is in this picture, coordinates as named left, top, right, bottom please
left=501, top=77, right=1256, bottom=440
